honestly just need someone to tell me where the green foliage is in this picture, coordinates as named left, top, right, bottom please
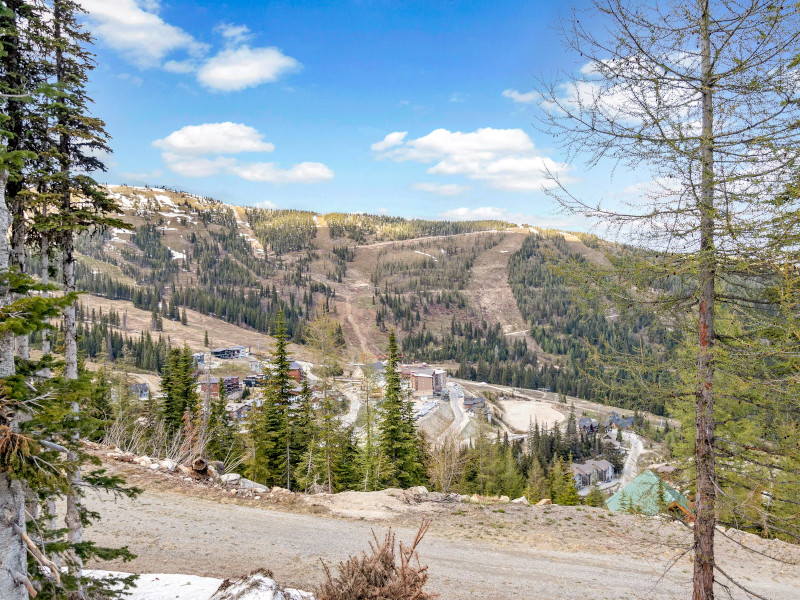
left=160, top=345, right=198, bottom=431
left=378, top=331, right=426, bottom=488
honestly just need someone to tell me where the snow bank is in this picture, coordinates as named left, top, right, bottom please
left=86, top=569, right=316, bottom=600
left=86, top=570, right=222, bottom=600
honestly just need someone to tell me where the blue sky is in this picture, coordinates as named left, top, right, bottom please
left=80, top=0, right=638, bottom=228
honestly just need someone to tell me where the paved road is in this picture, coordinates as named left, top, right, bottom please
left=84, top=488, right=798, bottom=600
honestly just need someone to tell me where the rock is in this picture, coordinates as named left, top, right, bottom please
left=148, top=463, right=161, bottom=470
left=470, top=494, right=482, bottom=503
left=210, top=568, right=315, bottom=600
left=536, top=498, right=552, bottom=506
left=159, top=459, right=177, bottom=472
left=134, top=456, right=152, bottom=467
left=208, top=464, right=218, bottom=476
left=220, top=473, right=241, bottom=486
left=210, top=460, right=225, bottom=474
left=177, top=465, right=191, bottom=475
left=499, top=495, right=510, bottom=503
left=511, top=496, right=530, bottom=505
left=408, top=486, right=429, bottom=495
left=239, top=478, right=269, bottom=492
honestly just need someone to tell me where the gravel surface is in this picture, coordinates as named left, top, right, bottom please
left=83, top=466, right=800, bottom=600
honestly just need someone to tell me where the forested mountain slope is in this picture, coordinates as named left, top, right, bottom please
left=70, top=185, right=669, bottom=413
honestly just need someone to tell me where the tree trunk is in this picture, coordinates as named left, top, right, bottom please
left=694, top=2, right=716, bottom=598
left=62, top=232, right=77, bottom=380
left=0, top=170, right=14, bottom=378
left=39, top=229, right=50, bottom=378
left=0, top=475, right=28, bottom=600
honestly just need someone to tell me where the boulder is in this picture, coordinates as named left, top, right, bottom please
left=499, top=495, right=510, bottom=503
left=511, top=496, right=530, bottom=505
left=148, top=463, right=161, bottom=471
left=408, top=486, right=429, bottom=495
left=177, top=465, right=192, bottom=475
left=134, top=456, right=152, bottom=467
left=209, top=569, right=314, bottom=600
left=239, top=478, right=269, bottom=492
left=220, top=473, right=242, bottom=486
left=159, top=459, right=177, bottom=472
left=536, top=498, right=552, bottom=506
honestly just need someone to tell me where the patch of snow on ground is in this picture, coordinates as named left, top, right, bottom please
left=499, top=250, right=509, bottom=253
left=169, top=247, right=186, bottom=260
left=160, top=211, right=185, bottom=218
left=414, top=250, right=438, bottom=262
left=155, top=194, right=177, bottom=208
left=86, top=571, right=223, bottom=600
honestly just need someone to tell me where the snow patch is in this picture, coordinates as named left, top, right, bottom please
left=169, top=247, right=186, bottom=260
left=86, top=571, right=223, bottom=600
left=414, top=250, right=438, bottom=262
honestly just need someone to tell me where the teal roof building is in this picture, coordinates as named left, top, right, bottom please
left=606, top=469, right=692, bottom=517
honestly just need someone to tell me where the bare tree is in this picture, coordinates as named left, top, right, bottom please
left=534, top=1, right=800, bottom=598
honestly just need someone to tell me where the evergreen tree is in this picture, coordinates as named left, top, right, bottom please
left=525, top=457, right=548, bottom=502
left=378, top=330, right=424, bottom=488
left=585, top=485, right=606, bottom=508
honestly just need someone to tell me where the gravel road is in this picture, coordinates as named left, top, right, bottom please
left=84, top=484, right=799, bottom=600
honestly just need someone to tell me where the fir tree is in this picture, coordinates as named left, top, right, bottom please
left=378, top=331, right=424, bottom=488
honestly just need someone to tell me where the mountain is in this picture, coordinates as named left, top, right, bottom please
left=70, top=185, right=670, bottom=414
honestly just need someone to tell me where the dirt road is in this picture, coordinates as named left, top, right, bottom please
left=85, top=483, right=798, bottom=600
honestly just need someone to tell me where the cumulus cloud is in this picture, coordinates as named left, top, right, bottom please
left=81, top=3, right=300, bottom=92
left=153, top=123, right=275, bottom=155
left=502, top=89, right=539, bottom=104
left=229, top=161, right=334, bottom=183
left=197, top=46, right=301, bottom=92
left=373, top=127, right=568, bottom=192
left=371, top=132, right=407, bottom=152
left=153, top=122, right=333, bottom=184
left=81, top=0, right=206, bottom=67
left=413, top=182, right=469, bottom=196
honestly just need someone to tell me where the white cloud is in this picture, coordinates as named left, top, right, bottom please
left=502, top=89, right=539, bottom=104
left=81, top=0, right=206, bottom=67
left=413, top=182, right=469, bottom=196
left=215, top=23, right=253, bottom=45
left=82, top=2, right=300, bottom=92
left=439, top=206, right=509, bottom=220
left=160, top=154, right=237, bottom=178
left=153, top=123, right=275, bottom=155
left=163, top=59, right=197, bottom=74
left=438, top=206, right=588, bottom=230
left=371, top=131, right=407, bottom=152
left=373, top=127, right=568, bottom=192
left=197, top=46, right=301, bottom=92
left=153, top=122, right=333, bottom=184
left=229, top=161, right=334, bottom=183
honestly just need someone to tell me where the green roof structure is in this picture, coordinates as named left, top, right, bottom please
left=606, top=469, right=692, bottom=517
